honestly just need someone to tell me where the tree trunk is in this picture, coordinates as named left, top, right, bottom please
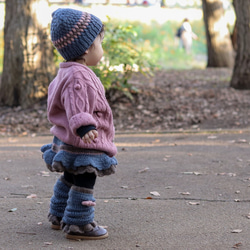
left=230, top=0, right=250, bottom=89
left=0, top=0, right=56, bottom=108
left=202, top=0, right=234, bottom=68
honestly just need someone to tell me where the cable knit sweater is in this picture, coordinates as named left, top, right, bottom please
left=47, top=62, right=117, bottom=157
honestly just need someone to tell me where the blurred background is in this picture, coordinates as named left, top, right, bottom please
left=0, top=0, right=235, bottom=71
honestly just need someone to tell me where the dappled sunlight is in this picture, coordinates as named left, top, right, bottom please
left=31, top=0, right=51, bottom=28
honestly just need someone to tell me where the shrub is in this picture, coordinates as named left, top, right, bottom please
left=91, top=17, right=156, bottom=99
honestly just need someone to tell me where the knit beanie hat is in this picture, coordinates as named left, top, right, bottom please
left=50, top=8, right=103, bottom=61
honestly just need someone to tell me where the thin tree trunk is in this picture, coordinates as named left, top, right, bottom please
left=202, top=0, right=234, bottom=68
left=0, top=0, right=56, bottom=107
left=230, top=0, right=250, bottom=89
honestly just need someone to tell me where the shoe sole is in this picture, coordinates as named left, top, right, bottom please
left=65, top=232, right=108, bottom=240
left=51, top=224, right=61, bottom=230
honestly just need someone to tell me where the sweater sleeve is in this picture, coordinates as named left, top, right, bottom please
left=61, top=76, right=98, bottom=137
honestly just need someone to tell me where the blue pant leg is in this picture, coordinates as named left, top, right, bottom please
left=50, top=176, right=72, bottom=218
left=63, top=186, right=95, bottom=226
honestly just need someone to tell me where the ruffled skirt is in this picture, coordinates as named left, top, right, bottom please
left=41, top=136, right=117, bottom=177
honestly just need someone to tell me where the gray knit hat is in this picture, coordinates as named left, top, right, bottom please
left=51, top=8, right=103, bottom=61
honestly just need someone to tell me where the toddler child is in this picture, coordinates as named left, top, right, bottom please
left=41, top=8, right=117, bottom=240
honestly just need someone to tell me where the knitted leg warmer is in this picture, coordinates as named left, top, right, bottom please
left=49, top=176, right=72, bottom=218
left=62, top=185, right=95, bottom=226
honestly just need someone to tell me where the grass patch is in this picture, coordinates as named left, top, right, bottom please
left=126, top=19, right=207, bottom=69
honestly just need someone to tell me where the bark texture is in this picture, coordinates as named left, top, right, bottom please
left=202, top=0, right=234, bottom=68
left=230, top=0, right=250, bottom=89
left=0, top=0, right=56, bottom=107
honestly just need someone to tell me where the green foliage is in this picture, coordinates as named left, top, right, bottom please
left=129, top=19, right=207, bottom=69
left=91, top=17, right=156, bottom=99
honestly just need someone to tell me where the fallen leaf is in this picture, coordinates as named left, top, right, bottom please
left=26, top=194, right=37, bottom=199
left=145, top=197, right=153, bottom=199
left=150, top=191, right=160, bottom=196
left=44, top=242, right=53, bottom=245
left=138, top=167, right=150, bottom=173
left=152, top=139, right=160, bottom=143
left=100, top=225, right=108, bottom=229
left=163, top=155, right=171, bottom=161
left=188, top=202, right=200, bottom=205
left=179, top=192, right=190, bottom=195
left=231, top=229, right=242, bottom=233
left=40, top=171, right=50, bottom=177
left=233, top=242, right=243, bottom=249
left=207, top=135, right=217, bottom=139
left=236, top=139, right=247, bottom=143
left=217, top=173, right=236, bottom=177
left=8, top=208, right=17, bottom=212
left=182, top=172, right=202, bottom=176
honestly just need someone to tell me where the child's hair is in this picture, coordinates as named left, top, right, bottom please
left=50, top=8, right=103, bottom=61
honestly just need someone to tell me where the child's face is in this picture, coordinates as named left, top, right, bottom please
left=85, top=33, right=104, bottom=66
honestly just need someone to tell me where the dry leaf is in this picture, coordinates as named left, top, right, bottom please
left=100, top=225, right=108, bottom=229
left=188, top=202, right=200, bottom=205
left=150, top=191, right=160, bottom=196
left=163, top=155, right=171, bottom=161
left=8, top=208, right=17, bottom=212
left=179, top=192, right=190, bottom=195
left=152, top=139, right=160, bottom=143
left=44, top=242, right=53, bottom=245
left=26, top=194, right=37, bottom=199
left=233, top=242, right=243, bottom=249
left=231, top=229, right=242, bottom=233
left=40, top=171, right=50, bottom=177
left=217, top=173, right=236, bottom=177
left=207, top=136, right=217, bottom=139
left=182, top=172, right=202, bottom=176
left=138, top=167, right=150, bottom=173
left=236, top=139, right=247, bottom=143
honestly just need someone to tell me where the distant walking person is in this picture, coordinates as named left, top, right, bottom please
left=177, top=18, right=198, bottom=53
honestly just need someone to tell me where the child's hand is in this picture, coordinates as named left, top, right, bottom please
left=82, top=130, right=98, bottom=144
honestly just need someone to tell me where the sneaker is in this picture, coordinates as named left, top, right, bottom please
left=63, top=221, right=108, bottom=240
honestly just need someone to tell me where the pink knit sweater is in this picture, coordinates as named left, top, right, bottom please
left=47, top=62, right=117, bottom=157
